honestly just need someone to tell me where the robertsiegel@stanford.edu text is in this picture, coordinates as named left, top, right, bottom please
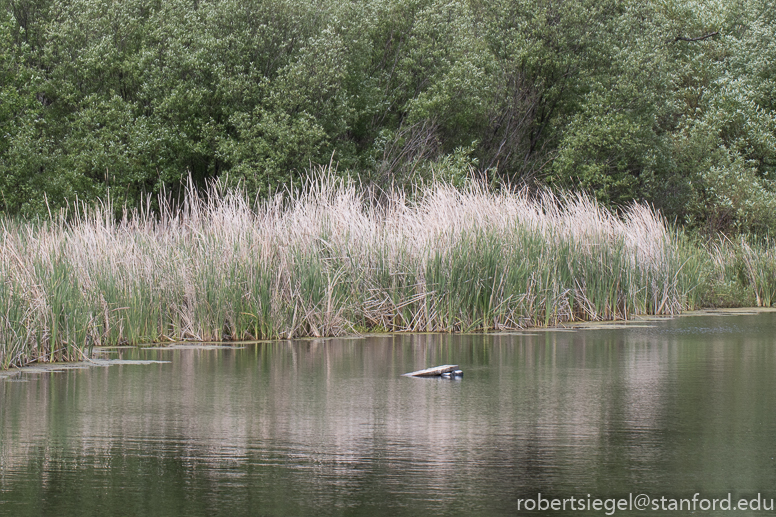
left=516, top=493, right=774, bottom=514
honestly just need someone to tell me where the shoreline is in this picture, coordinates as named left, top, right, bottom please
left=4, top=307, right=775, bottom=378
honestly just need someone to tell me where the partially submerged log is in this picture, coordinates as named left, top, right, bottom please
left=402, top=365, right=459, bottom=377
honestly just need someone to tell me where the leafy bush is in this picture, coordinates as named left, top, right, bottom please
left=0, top=0, right=775, bottom=236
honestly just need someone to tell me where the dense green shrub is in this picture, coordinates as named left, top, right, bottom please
left=0, top=0, right=775, bottom=235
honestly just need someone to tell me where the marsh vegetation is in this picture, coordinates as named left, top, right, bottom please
left=4, top=176, right=774, bottom=369
left=2, top=0, right=776, bottom=369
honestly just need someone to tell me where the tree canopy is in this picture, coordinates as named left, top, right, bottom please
left=1, top=0, right=775, bottom=234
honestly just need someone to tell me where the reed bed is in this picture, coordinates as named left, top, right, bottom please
left=695, top=235, right=776, bottom=308
left=1, top=176, right=706, bottom=369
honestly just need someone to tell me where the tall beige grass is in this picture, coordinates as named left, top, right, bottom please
left=0, top=175, right=701, bottom=368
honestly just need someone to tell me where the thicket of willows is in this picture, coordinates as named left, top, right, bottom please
left=1, top=0, right=776, bottom=235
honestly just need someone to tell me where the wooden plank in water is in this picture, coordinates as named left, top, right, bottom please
left=402, top=365, right=458, bottom=377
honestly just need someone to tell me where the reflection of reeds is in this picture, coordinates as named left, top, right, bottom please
left=1, top=175, right=703, bottom=368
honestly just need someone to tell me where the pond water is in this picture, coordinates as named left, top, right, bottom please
left=2, top=311, right=776, bottom=516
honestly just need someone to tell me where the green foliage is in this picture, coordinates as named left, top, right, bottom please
left=0, top=8, right=42, bottom=212
left=687, top=153, right=776, bottom=234
left=219, top=107, right=329, bottom=195
left=548, top=0, right=673, bottom=205
left=0, top=0, right=775, bottom=236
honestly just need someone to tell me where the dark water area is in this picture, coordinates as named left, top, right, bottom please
left=2, top=312, right=776, bottom=516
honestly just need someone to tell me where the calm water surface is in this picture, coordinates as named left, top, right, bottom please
left=2, top=312, right=776, bottom=516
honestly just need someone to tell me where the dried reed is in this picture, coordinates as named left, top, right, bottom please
left=0, top=174, right=705, bottom=368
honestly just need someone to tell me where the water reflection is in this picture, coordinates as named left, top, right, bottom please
left=2, top=313, right=776, bottom=516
